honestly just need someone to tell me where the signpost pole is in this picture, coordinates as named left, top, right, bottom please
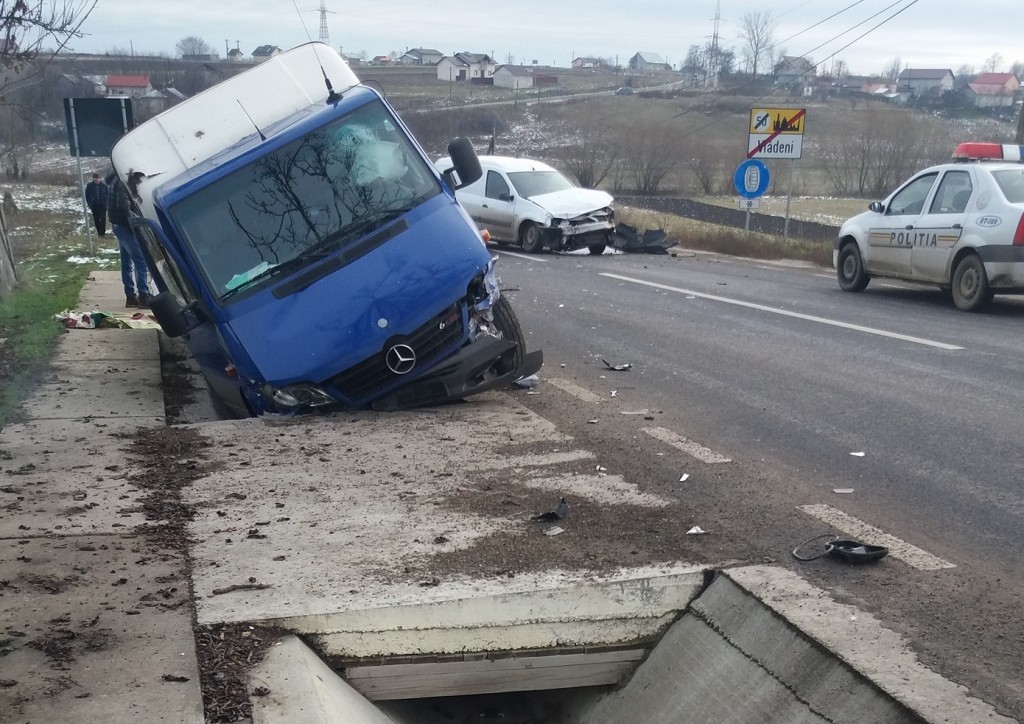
left=784, top=157, right=795, bottom=239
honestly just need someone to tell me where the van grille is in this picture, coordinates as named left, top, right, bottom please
left=328, top=304, right=465, bottom=403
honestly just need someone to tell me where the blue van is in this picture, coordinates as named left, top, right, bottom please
left=111, top=43, right=541, bottom=416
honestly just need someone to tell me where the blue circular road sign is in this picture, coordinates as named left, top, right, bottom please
left=734, top=159, right=770, bottom=199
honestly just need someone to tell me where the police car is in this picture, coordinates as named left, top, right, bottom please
left=834, top=143, right=1024, bottom=311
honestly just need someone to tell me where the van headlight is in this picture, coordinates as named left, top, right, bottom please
left=264, top=383, right=336, bottom=409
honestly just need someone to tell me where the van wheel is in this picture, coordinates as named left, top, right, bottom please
left=837, top=242, right=870, bottom=292
left=491, top=297, right=525, bottom=374
left=951, top=253, right=991, bottom=312
left=520, top=223, right=544, bottom=253
left=588, top=244, right=606, bottom=255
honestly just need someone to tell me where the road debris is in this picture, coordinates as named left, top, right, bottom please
left=543, top=526, right=564, bottom=537
left=602, top=359, right=633, bottom=371
left=679, top=473, right=690, bottom=482
left=531, top=498, right=569, bottom=523
left=850, top=451, right=866, bottom=457
left=833, top=488, right=855, bottom=494
left=210, top=582, right=272, bottom=596
left=792, top=533, right=889, bottom=563
left=686, top=526, right=707, bottom=535
left=162, top=674, right=191, bottom=683
left=514, top=374, right=540, bottom=388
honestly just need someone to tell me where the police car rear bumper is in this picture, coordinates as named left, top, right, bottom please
left=978, top=246, right=1024, bottom=290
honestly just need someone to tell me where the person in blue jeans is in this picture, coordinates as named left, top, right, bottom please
left=106, top=173, right=153, bottom=308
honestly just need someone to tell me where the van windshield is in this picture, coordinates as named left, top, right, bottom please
left=170, top=99, right=440, bottom=299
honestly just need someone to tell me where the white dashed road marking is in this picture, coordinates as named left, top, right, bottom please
left=600, top=273, right=964, bottom=351
left=493, top=248, right=549, bottom=262
left=546, top=378, right=604, bottom=403
left=797, top=504, right=956, bottom=571
left=642, top=427, right=732, bottom=464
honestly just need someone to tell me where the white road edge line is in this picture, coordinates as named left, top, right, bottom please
left=599, top=273, right=964, bottom=351
left=642, top=427, right=732, bottom=464
left=798, top=504, right=956, bottom=571
left=546, top=377, right=604, bottom=403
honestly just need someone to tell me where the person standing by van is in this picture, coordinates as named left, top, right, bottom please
left=84, top=173, right=109, bottom=236
left=107, top=174, right=153, bottom=308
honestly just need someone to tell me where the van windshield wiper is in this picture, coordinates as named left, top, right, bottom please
left=220, top=207, right=415, bottom=301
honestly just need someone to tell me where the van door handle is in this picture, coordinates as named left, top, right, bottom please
left=952, top=223, right=962, bottom=229
left=482, top=203, right=489, bottom=208
left=904, top=225, right=914, bottom=230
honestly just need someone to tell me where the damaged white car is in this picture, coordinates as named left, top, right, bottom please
left=436, top=155, right=615, bottom=255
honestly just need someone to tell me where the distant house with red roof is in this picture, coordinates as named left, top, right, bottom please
left=967, top=72, right=1020, bottom=108
left=106, top=74, right=152, bottom=98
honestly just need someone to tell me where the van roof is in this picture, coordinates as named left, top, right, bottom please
left=111, top=42, right=359, bottom=219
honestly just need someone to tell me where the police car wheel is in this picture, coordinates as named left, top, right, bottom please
left=837, top=242, right=869, bottom=292
left=951, top=254, right=990, bottom=312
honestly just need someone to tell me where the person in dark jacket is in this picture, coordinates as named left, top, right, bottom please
left=107, top=174, right=153, bottom=308
left=84, top=173, right=109, bottom=236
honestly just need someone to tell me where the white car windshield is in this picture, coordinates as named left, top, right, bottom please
left=507, top=170, right=575, bottom=199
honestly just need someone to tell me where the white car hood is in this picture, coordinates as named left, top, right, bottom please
left=527, top=188, right=613, bottom=217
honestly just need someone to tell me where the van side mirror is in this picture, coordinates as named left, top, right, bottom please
left=868, top=201, right=884, bottom=213
left=445, top=137, right=482, bottom=190
left=149, top=291, right=203, bottom=338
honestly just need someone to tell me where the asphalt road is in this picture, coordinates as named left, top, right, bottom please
left=493, top=245, right=1024, bottom=721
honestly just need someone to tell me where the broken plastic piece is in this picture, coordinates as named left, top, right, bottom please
left=679, top=473, right=690, bottom=482
left=610, top=390, right=618, bottom=398
left=544, top=526, right=564, bottom=536
left=833, top=488, right=854, bottom=494
left=514, top=374, right=539, bottom=388
left=588, top=418, right=599, bottom=424
left=686, top=525, right=707, bottom=535
left=849, top=451, right=866, bottom=457
left=602, top=358, right=633, bottom=371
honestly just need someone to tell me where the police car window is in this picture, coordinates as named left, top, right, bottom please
left=887, top=173, right=937, bottom=216
left=992, top=169, right=1024, bottom=204
left=485, top=171, right=510, bottom=200
left=929, top=171, right=973, bottom=214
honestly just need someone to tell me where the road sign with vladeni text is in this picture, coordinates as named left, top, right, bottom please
left=748, top=107, right=806, bottom=160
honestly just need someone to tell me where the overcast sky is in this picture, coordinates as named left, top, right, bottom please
left=69, top=0, right=1020, bottom=77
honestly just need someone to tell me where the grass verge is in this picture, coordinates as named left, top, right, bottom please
left=0, top=208, right=107, bottom=429
left=617, top=205, right=835, bottom=267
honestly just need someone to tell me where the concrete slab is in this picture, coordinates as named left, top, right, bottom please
left=183, top=400, right=680, bottom=627
left=724, top=565, right=1017, bottom=724
left=76, top=270, right=135, bottom=311
left=20, top=359, right=164, bottom=420
left=53, top=329, right=161, bottom=362
left=0, top=535, right=204, bottom=724
left=0, top=418, right=163, bottom=537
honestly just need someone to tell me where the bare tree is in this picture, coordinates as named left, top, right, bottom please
left=176, top=36, right=213, bottom=57
left=739, top=11, right=775, bottom=78
left=882, top=56, right=903, bottom=82
left=0, top=0, right=97, bottom=94
left=1011, top=60, right=1023, bottom=79
left=561, top=122, right=619, bottom=189
left=621, top=121, right=679, bottom=195
left=982, top=53, right=1004, bottom=73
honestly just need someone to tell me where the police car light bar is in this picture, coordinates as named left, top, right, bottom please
left=952, top=143, right=1024, bottom=162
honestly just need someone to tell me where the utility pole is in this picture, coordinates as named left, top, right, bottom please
left=1016, top=103, right=1024, bottom=144
left=708, top=0, right=721, bottom=88
left=318, top=1, right=332, bottom=45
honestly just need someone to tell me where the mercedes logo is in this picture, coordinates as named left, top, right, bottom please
left=385, top=343, right=417, bottom=375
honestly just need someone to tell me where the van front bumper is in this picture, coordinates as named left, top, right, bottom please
left=370, top=335, right=543, bottom=411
